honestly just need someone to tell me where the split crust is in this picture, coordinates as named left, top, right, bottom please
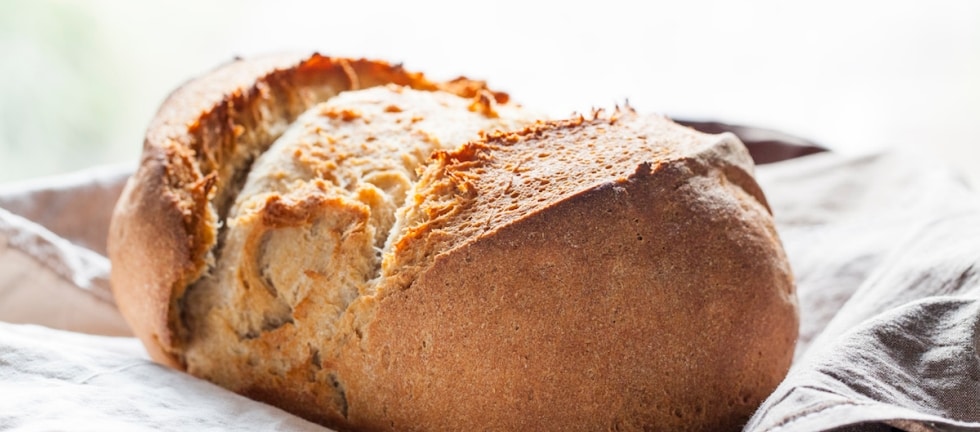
left=108, top=53, right=798, bottom=431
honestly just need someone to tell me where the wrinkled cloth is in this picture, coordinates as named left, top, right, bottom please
left=1, top=146, right=979, bottom=431
left=0, top=323, right=322, bottom=431
left=0, top=165, right=129, bottom=337
left=749, top=151, right=980, bottom=431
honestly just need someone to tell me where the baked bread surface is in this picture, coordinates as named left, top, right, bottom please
left=108, top=53, right=507, bottom=366
left=109, top=53, right=798, bottom=431
left=180, top=85, right=539, bottom=425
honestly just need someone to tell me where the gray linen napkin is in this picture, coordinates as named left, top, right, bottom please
left=747, top=150, right=980, bottom=431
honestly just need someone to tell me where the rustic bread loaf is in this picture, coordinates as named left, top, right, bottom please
left=108, top=53, right=798, bottom=431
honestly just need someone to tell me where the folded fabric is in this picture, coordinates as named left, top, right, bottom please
left=0, top=164, right=129, bottom=336
left=749, top=151, right=980, bottom=431
left=0, top=322, right=322, bottom=431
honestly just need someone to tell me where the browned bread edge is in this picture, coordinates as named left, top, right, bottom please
left=107, top=53, right=504, bottom=367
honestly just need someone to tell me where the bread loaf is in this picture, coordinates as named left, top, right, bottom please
left=108, top=53, right=798, bottom=431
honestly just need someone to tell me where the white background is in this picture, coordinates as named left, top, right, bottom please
left=1, top=0, right=978, bottom=185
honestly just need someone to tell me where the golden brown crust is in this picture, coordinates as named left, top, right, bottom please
left=328, top=112, right=797, bottom=431
left=111, top=54, right=798, bottom=431
left=108, top=156, right=190, bottom=367
left=108, top=53, right=504, bottom=367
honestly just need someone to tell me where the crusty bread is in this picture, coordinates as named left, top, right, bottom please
left=109, top=53, right=798, bottom=431
left=107, top=53, right=511, bottom=366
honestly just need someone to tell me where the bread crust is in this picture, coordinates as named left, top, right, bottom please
left=110, top=54, right=798, bottom=431
left=338, top=120, right=796, bottom=431
left=108, top=53, right=504, bottom=367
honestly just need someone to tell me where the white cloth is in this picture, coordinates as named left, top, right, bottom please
left=0, top=149, right=978, bottom=431
left=0, top=323, right=321, bottom=431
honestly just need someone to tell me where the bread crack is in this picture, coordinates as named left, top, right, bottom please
left=328, top=373, right=349, bottom=419
left=181, top=85, right=537, bottom=421
left=242, top=315, right=295, bottom=340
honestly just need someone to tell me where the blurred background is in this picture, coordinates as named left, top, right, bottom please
left=1, top=0, right=978, bottom=185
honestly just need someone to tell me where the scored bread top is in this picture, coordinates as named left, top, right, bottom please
left=180, top=86, right=539, bottom=389
left=378, top=110, right=769, bottom=296
left=110, top=54, right=797, bottom=431
left=108, top=53, right=515, bottom=366
left=176, top=94, right=795, bottom=430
